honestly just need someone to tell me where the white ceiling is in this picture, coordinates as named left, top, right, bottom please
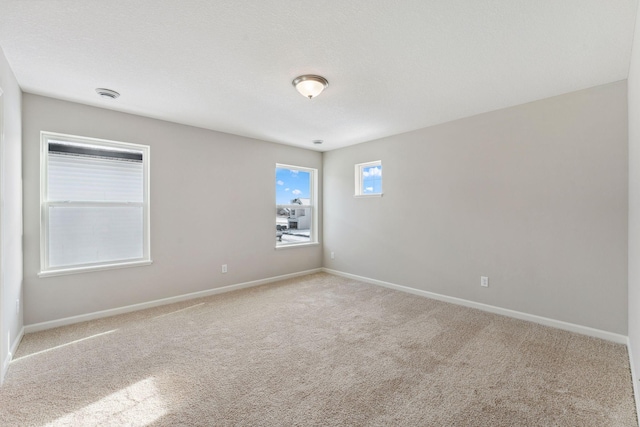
left=0, top=0, right=637, bottom=151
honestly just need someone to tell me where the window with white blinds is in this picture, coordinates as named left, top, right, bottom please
left=40, top=132, right=151, bottom=276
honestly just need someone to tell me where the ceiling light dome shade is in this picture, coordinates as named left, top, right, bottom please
left=292, top=75, right=328, bottom=99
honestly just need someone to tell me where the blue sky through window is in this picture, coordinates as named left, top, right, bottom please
left=276, top=167, right=310, bottom=204
left=362, top=165, right=382, bottom=194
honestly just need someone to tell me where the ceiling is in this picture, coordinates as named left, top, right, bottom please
left=0, top=1, right=637, bottom=152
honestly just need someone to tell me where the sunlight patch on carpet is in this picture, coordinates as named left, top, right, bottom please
left=151, top=302, right=205, bottom=320
left=43, top=377, right=166, bottom=427
left=11, top=330, right=118, bottom=362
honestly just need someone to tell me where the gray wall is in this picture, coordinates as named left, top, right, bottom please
left=0, top=46, right=23, bottom=383
left=17, top=70, right=632, bottom=339
left=628, top=0, right=640, bottom=402
left=324, top=81, right=628, bottom=334
left=22, top=94, right=322, bottom=325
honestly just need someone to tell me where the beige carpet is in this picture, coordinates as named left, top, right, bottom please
left=0, top=273, right=637, bottom=426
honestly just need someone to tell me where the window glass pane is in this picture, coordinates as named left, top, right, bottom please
left=275, top=164, right=315, bottom=247
left=276, top=167, right=311, bottom=205
left=358, top=162, right=382, bottom=195
left=48, top=140, right=142, bottom=161
left=48, top=206, right=144, bottom=268
left=275, top=207, right=311, bottom=244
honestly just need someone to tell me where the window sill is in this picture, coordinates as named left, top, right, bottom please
left=354, top=193, right=383, bottom=198
left=275, top=242, right=320, bottom=250
left=38, top=259, right=153, bottom=278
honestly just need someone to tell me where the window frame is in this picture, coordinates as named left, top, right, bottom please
left=355, top=160, right=383, bottom=197
left=275, top=163, right=318, bottom=249
left=39, top=131, right=152, bottom=277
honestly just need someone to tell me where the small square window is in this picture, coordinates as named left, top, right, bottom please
left=355, top=160, right=382, bottom=196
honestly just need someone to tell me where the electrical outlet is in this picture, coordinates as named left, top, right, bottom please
left=481, top=276, right=489, bottom=287
left=330, top=251, right=335, bottom=259
left=221, top=264, right=228, bottom=274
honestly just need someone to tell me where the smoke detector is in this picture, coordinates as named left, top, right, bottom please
left=95, top=88, right=120, bottom=99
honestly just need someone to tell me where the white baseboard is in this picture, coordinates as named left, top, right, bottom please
left=2, top=326, right=24, bottom=384
left=1, top=348, right=8, bottom=385
left=11, top=327, right=24, bottom=359
left=20, top=266, right=629, bottom=343
left=323, top=268, right=627, bottom=344
left=628, top=338, right=640, bottom=427
left=25, top=268, right=322, bottom=334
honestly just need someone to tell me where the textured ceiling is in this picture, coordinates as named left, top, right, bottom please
left=0, top=0, right=637, bottom=151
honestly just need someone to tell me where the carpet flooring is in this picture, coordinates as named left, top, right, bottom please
left=0, top=273, right=637, bottom=426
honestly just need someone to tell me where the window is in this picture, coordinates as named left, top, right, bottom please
left=275, top=164, right=317, bottom=247
left=40, top=132, right=151, bottom=276
left=355, top=160, right=382, bottom=196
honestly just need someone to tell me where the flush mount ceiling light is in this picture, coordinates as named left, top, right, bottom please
left=313, top=140, right=324, bottom=145
left=292, top=75, right=328, bottom=99
left=95, top=88, right=120, bottom=99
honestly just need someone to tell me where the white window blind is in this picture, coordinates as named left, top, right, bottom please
left=41, top=133, right=151, bottom=275
left=48, top=152, right=144, bottom=202
left=48, top=205, right=143, bottom=267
